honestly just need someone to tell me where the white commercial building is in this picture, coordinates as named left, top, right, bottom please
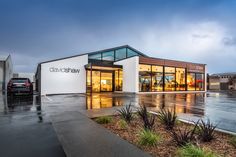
left=36, top=45, right=206, bottom=95
left=0, top=55, right=13, bottom=93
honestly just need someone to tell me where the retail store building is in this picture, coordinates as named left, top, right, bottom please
left=35, top=45, right=206, bottom=95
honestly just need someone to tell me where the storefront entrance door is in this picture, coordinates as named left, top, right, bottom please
left=100, top=72, right=113, bottom=92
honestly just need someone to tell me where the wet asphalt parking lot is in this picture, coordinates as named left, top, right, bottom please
left=0, top=91, right=236, bottom=157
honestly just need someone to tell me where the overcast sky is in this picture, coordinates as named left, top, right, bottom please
left=0, top=0, right=235, bottom=74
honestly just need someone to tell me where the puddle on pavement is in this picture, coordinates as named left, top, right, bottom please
left=0, top=92, right=236, bottom=133
left=86, top=93, right=205, bottom=117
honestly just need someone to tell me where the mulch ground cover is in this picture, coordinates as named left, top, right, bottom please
left=94, top=115, right=236, bottom=157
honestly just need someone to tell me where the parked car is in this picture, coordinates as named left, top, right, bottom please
left=7, top=78, right=33, bottom=95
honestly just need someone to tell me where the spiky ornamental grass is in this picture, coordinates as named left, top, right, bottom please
left=138, top=105, right=156, bottom=130
left=117, top=104, right=133, bottom=123
left=138, top=129, right=162, bottom=146
left=157, top=108, right=177, bottom=130
left=176, top=144, right=219, bottom=157
left=170, top=122, right=198, bottom=146
left=196, top=119, right=217, bottom=142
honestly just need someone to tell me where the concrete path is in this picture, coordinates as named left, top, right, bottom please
left=51, top=111, right=151, bottom=157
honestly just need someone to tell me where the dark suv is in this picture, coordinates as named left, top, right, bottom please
left=7, top=78, right=33, bottom=95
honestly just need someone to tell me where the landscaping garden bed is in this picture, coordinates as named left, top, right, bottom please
left=93, top=106, right=236, bottom=157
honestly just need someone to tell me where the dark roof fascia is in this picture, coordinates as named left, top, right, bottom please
left=88, top=59, right=123, bottom=68
left=84, top=63, right=122, bottom=69
left=141, top=56, right=206, bottom=66
left=39, top=53, right=87, bottom=65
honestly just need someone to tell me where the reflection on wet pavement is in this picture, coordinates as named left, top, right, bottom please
left=86, top=93, right=136, bottom=110
left=0, top=92, right=236, bottom=133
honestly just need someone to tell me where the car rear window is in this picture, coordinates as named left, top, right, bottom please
left=12, top=79, right=28, bottom=83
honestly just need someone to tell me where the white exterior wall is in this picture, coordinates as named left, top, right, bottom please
left=115, top=56, right=139, bottom=93
left=40, top=55, right=88, bottom=95
left=204, top=65, right=207, bottom=92
left=0, top=61, right=4, bottom=91
left=0, top=56, right=13, bottom=92
left=4, top=56, right=13, bottom=91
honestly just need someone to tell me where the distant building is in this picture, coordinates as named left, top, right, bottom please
left=208, top=72, right=236, bottom=90
left=0, top=55, right=13, bottom=93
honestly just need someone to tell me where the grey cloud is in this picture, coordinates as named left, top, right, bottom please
left=222, top=37, right=236, bottom=46
left=192, top=34, right=210, bottom=39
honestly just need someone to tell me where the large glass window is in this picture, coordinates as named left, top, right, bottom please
left=101, top=72, right=113, bottom=92
left=92, top=71, right=101, bottom=92
left=86, top=70, right=92, bottom=92
left=115, top=70, right=123, bottom=91
left=152, top=73, right=163, bottom=91
left=164, top=67, right=175, bottom=91
left=115, top=48, right=127, bottom=60
left=151, top=66, right=163, bottom=91
left=139, top=64, right=151, bottom=92
left=196, top=73, right=204, bottom=91
left=127, top=48, right=138, bottom=57
left=152, top=65, right=163, bottom=72
left=176, top=68, right=186, bottom=91
left=88, top=53, right=102, bottom=60
left=102, top=51, right=114, bottom=61
left=187, top=73, right=196, bottom=91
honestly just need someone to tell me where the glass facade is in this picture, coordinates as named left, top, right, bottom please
left=196, top=73, right=204, bottom=91
left=101, top=72, right=113, bottom=91
left=187, top=73, right=196, bottom=91
left=86, top=68, right=123, bottom=93
left=176, top=68, right=186, bottom=91
left=151, top=66, right=163, bottom=91
left=139, top=64, right=204, bottom=92
left=92, top=71, right=101, bottom=92
left=164, top=67, right=176, bottom=91
left=102, top=51, right=114, bottom=61
left=88, top=47, right=140, bottom=61
left=139, top=64, right=151, bottom=92
left=127, top=48, right=138, bottom=57
left=115, top=48, right=127, bottom=61
left=88, top=53, right=102, bottom=60
left=86, top=46, right=205, bottom=93
left=115, top=70, right=123, bottom=91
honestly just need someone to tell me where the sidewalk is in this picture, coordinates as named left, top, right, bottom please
left=51, top=111, right=151, bottom=157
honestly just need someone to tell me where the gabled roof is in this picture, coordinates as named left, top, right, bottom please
left=211, top=72, right=236, bottom=76
left=0, top=55, right=10, bottom=61
left=38, top=45, right=147, bottom=65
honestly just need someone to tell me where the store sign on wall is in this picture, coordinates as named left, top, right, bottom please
left=49, top=67, right=80, bottom=74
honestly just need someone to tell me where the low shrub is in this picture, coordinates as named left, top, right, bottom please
left=176, top=144, right=219, bottom=157
left=138, top=105, right=156, bottom=130
left=229, top=135, right=236, bottom=148
left=95, top=116, right=112, bottom=124
left=117, top=119, right=128, bottom=129
left=138, top=129, right=161, bottom=146
left=170, top=122, right=198, bottom=146
left=157, top=108, right=177, bottom=130
left=197, top=119, right=217, bottom=142
left=117, top=104, right=133, bottom=123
